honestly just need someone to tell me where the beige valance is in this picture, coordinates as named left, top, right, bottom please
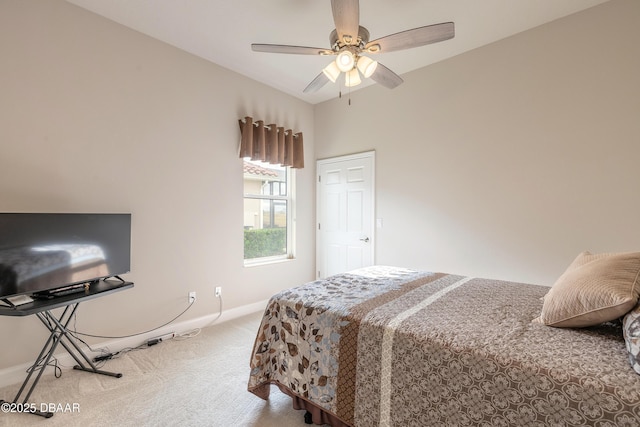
left=238, top=116, right=304, bottom=169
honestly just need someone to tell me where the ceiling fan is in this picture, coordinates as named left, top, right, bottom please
left=251, top=0, right=455, bottom=93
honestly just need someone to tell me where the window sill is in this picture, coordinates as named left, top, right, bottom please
left=244, top=256, right=295, bottom=268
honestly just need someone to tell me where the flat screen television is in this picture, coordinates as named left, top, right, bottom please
left=0, top=213, right=131, bottom=300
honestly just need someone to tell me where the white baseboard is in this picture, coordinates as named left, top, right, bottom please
left=0, top=299, right=268, bottom=390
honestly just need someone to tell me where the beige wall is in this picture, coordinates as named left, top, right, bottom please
left=0, top=0, right=315, bottom=369
left=315, top=0, right=639, bottom=286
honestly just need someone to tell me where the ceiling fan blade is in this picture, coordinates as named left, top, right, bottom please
left=251, top=44, right=333, bottom=56
left=303, top=72, right=330, bottom=93
left=331, top=0, right=359, bottom=45
left=370, top=63, right=403, bottom=89
left=365, top=22, right=454, bottom=54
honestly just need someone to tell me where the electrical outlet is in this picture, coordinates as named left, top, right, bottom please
left=188, top=291, right=196, bottom=304
left=215, top=287, right=222, bottom=297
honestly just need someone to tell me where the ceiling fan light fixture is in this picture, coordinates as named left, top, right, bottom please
left=345, top=68, right=361, bottom=87
left=336, top=50, right=355, bottom=72
left=322, top=61, right=341, bottom=83
left=357, top=55, right=378, bottom=78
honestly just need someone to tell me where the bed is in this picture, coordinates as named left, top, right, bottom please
left=248, top=264, right=640, bottom=426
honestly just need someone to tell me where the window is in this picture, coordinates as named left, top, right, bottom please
left=243, top=159, right=293, bottom=263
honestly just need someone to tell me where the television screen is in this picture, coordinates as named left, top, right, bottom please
left=0, top=213, right=131, bottom=299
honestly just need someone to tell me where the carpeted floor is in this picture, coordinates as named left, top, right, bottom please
left=0, top=312, right=319, bottom=427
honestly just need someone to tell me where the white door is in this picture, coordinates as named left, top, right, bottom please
left=317, top=151, right=375, bottom=279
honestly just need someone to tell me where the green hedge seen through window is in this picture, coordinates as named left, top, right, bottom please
left=244, top=228, right=286, bottom=259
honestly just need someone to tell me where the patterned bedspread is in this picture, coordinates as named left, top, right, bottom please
left=248, top=266, right=640, bottom=426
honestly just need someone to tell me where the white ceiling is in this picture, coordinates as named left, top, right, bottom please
left=66, top=0, right=609, bottom=105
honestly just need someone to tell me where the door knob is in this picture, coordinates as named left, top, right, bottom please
left=360, top=237, right=370, bottom=242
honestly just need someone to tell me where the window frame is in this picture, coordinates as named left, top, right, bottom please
left=243, top=161, right=295, bottom=266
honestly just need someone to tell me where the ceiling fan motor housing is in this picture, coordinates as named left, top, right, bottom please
left=330, top=26, right=370, bottom=51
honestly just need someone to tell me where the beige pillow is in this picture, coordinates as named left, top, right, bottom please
left=533, top=251, right=640, bottom=327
